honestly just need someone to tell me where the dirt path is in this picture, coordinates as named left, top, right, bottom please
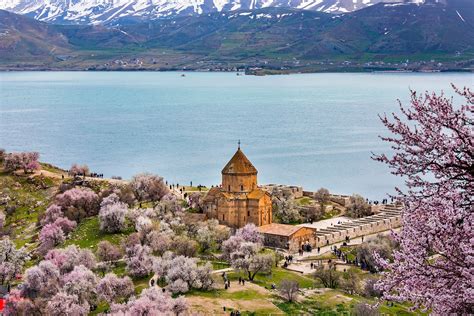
left=31, top=169, right=128, bottom=185
left=186, top=279, right=283, bottom=315
left=149, top=270, right=282, bottom=315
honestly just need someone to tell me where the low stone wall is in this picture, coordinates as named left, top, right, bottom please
left=329, top=195, right=351, bottom=207
left=266, top=184, right=304, bottom=199
left=313, top=212, right=402, bottom=247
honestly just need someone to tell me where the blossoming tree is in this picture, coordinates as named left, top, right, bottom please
left=374, top=86, right=473, bottom=314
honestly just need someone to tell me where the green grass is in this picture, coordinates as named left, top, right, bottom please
left=0, top=170, right=58, bottom=248
left=340, top=246, right=358, bottom=262
left=276, top=299, right=351, bottom=315
left=133, top=275, right=151, bottom=294
left=39, top=162, right=66, bottom=174
left=275, top=289, right=424, bottom=316
left=111, top=261, right=127, bottom=277
left=188, top=288, right=267, bottom=300
left=207, top=260, right=230, bottom=270
left=295, top=197, right=313, bottom=206
left=322, top=208, right=342, bottom=220
left=229, top=267, right=315, bottom=289
left=183, top=186, right=209, bottom=192
left=63, top=217, right=133, bottom=250
left=303, top=252, right=338, bottom=261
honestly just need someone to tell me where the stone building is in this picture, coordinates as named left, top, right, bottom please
left=258, top=223, right=316, bottom=252
left=203, top=146, right=272, bottom=228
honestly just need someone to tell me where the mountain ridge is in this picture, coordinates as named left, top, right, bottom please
left=0, top=0, right=428, bottom=25
left=0, top=1, right=472, bottom=72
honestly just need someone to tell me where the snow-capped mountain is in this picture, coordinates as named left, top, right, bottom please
left=0, top=0, right=427, bottom=25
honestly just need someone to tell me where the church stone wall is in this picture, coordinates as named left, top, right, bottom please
left=222, top=173, right=257, bottom=193
left=203, top=148, right=273, bottom=229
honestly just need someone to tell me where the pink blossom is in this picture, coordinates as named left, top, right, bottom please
left=53, top=217, right=77, bottom=235
left=21, top=260, right=60, bottom=299
left=45, top=292, right=90, bottom=316
left=110, top=287, right=187, bottom=315
left=54, top=187, right=100, bottom=222
left=41, top=204, right=63, bottom=225
left=235, top=223, right=263, bottom=244
left=96, top=241, right=122, bottom=262
left=61, top=265, right=98, bottom=305
left=4, top=151, right=40, bottom=173
left=69, top=164, right=90, bottom=177
left=125, top=244, right=154, bottom=278
left=374, top=86, right=473, bottom=314
left=38, top=223, right=65, bottom=255
left=130, top=173, right=169, bottom=202
left=0, top=238, right=28, bottom=285
left=97, top=273, right=134, bottom=303
left=98, top=200, right=128, bottom=233
left=46, top=245, right=96, bottom=274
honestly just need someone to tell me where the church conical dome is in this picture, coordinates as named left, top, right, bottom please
left=222, top=148, right=257, bottom=175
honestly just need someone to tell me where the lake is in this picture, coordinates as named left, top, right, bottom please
left=0, top=71, right=472, bottom=200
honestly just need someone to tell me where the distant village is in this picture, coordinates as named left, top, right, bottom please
left=45, top=52, right=474, bottom=74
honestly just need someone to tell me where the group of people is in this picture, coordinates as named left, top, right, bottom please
left=221, top=273, right=248, bottom=290
left=224, top=308, right=241, bottom=316
left=221, top=272, right=235, bottom=290
left=332, top=245, right=364, bottom=268
left=367, top=197, right=393, bottom=205
left=65, top=170, right=104, bottom=178
left=282, top=255, right=294, bottom=268
left=300, top=242, right=312, bottom=255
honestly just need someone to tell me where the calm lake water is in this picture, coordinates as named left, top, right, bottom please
left=0, top=72, right=472, bottom=199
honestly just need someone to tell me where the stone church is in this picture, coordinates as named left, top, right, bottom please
left=203, top=146, right=272, bottom=228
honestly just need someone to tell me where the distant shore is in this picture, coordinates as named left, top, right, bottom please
left=0, top=67, right=472, bottom=75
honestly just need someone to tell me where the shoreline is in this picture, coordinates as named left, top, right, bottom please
left=0, top=68, right=472, bottom=74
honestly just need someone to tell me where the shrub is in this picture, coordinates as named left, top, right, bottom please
left=353, top=303, right=380, bottom=316
left=96, top=241, right=122, bottom=262
left=54, top=188, right=100, bottom=222
left=278, top=279, right=299, bottom=302
left=4, top=152, right=40, bottom=173
left=69, top=164, right=89, bottom=177
left=130, top=173, right=169, bottom=203
left=98, top=199, right=128, bottom=233
left=313, top=264, right=340, bottom=289
left=346, top=194, right=372, bottom=218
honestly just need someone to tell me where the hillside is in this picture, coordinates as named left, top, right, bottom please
left=0, top=155, right=421, bottom=315
left=0, top=10, right=71, bottom=63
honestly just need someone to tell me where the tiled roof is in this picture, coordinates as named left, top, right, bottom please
left=202, top=187, right=221, bottom=202
left=258, top=223, right=305, bottom=237
left=222, top=148, right=257, bottom=175
left=247, top=188, right=267, bottom=200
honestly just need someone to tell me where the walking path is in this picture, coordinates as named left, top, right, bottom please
left=297, top=216, right=353, bottom=230
left=288, top=228, right=400, bottom=274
